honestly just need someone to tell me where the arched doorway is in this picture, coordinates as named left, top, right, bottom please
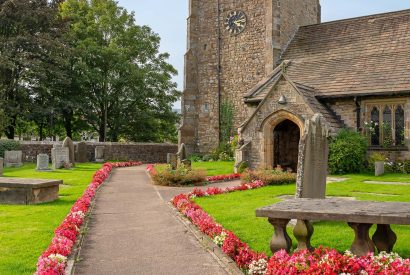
left=273, top=120, right=300, bottom=172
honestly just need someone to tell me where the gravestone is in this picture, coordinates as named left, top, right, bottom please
left=51, top=147, right=70, bottom=169
left=76, top=142, right=88, bottom=163
left=95, top=146, right=105, bottom=163
left=296, top=114, right=328, bottom=199
left=4, top=151, right=23, bottom=168
left=36, top=154, right=51, bottom=171
left=176, top=143, right=187, bottom=168
left=62, top=137, right=75, bottom=166
left=0, top=158, right=3, bottom=176
left=167, top=153, right=178, bottom=170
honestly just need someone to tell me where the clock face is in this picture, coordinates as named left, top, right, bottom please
left=224, top=11, right=247, bottom=35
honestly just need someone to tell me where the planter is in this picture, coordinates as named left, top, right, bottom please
left=375, top=161, right=385, bottom=176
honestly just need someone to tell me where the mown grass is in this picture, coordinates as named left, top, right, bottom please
left=194, top=173, right=410, bottom=258
left=0, top=163, right=101, bottom=275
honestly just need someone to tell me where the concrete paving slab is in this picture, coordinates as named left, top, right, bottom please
left=74, top=166, right=234, bottom=275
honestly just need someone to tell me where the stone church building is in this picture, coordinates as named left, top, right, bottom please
left=179, top=0, right=410, bottom=170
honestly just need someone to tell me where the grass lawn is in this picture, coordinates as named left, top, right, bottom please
left=0, top=163, right=102, bottom=275
left=156, top=161, right=235, bottom=176
left=194, top=173, right=410, bottom=258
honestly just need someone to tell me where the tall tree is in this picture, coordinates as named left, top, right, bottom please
left=60, top=0, right=180, bottom=142
left=0, top=0, right=65, bottom=139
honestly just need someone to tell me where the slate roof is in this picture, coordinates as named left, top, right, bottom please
left=281, top=9, right=410, bottom=98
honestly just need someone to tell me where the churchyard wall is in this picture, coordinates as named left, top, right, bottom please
left=19, top=141, right=177, bottom=163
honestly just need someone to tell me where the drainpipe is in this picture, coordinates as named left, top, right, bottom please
left=217, top=0, right=222, bottom=143
left=354, top=97, right=361, bottom=131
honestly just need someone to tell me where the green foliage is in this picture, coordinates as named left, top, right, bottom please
left=329, top=129, right=368, bottom=174
left=0, top=140, right=20, bottom=158
left=219, top=100, right=234, bottom=143
left=210, top=142, right=234, bottom=161
left=151, top=166, right=207, bottom=186
left=189, top=154, right=203, bottom=162
left=241, top=168, right=296, bottom=185
left=368, top=152, right=386, bottom=172
left=237, top=161, right=248, bottom=173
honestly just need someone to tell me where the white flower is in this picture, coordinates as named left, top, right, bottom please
left=213, top=231, right=227, bottom=247
left=48, top=254, right=67, bottom=263
left=249, top=258, right=268, bottom=275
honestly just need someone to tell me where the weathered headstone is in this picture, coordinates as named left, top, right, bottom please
left=296, top=114, right=329, bottom=199
left=51, top=147, right=70, bottom=169
left=95, top=146, right=105, bottom=163
left=176, top=143, right=187, bottom=168
left=0, top=158, right=3, bottom=176
left=62, top=137, right=75, bottom=166
left=4, top=151, right=23, bottom=168
left=36, top=154, right=51, bottom=171
left=75, top=142, right=88, bottom=163
left=167, top=153, right=178, bottom=170
left=375, top=161, right=385, bottom=176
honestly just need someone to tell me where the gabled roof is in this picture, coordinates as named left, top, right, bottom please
left=241, top=70, right=344, bottom=132
left=280, top=9, right=410, bottom=98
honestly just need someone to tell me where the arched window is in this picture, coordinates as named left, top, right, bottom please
left=383, top=106, right=393, bottom=146
left=371, top=106, right=380, bottom=146
left=395, top=105, right=405, bottom=146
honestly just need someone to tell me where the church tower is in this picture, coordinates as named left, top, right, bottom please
left=179, top=0, right=321, bottom=154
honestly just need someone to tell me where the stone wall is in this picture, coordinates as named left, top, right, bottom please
left=326, top=98, right=357, bottom=129
left=180, top=0, right=320, bottom=154
left=19, top=142, right=177, bottom=163
left=239, top=78, right=315, bottom=168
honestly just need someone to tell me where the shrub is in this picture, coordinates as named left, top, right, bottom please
left=151, top=166, right=207, bottom=186
left=0, top=140, right=20, bottom=158
left=368, top=152, right=386, bottom=172
left=237, top=161, right=248, bottom=174
left=328, top=129, right=367, bottom=174
left=189, top=154, right=203, bottom=162
left=241, top=168, right=296, bottom=185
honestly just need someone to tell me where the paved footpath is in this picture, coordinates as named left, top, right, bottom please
left=74, top=166, right=239, bottom=275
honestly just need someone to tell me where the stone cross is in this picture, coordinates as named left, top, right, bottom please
left=4, top=151, right=23, bottom=168
left=62, top=137, right=75, bottom=166
left=36, top=154, right=51, bottom=171
left=296, top=114, right=329, bottom=199
left=51, top=147, right=70, bottom=169
left=75, top=142, right=88, bottom=163
left=0, top=158, right=3, bottom=176
left=95, top=146, right=105, bottom=163
left=167, top=153, right=178, bottom=170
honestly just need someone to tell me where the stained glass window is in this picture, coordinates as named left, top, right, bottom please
left=371, top=106, right=380, bottom=146
left=395, top=105, right=405, bottom=146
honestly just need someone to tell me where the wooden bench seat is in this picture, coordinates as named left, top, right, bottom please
left=256, top=198, right=410, bottom=256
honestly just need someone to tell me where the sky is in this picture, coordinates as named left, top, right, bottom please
left=117, top=0, right=410, bottom=109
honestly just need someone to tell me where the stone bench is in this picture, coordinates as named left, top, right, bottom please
left=256, top=198, right=410, bottom=256
left=0, top=178, right=62, bottom=205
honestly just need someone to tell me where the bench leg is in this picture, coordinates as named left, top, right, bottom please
left=372, top=224, right=397, bottom=253
left=293, top=220, right=314, bottom=252
left=348, top=222, right=375, bottom=256
left=268, top=218, right=292, bottom=253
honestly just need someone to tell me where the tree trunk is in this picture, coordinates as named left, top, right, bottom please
left=62, top=109, right=73, bottom=138
left=5, top=115, right=16, bottom=139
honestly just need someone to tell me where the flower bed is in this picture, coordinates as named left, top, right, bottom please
left=172, top=181, right=410, bottom=274
left=146, top=164, right=240, bottom=186
left=35, top=161, right=142, bottom=275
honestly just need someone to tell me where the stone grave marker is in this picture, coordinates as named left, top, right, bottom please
left=95, top=146, right=105, bottom=162
left=4, top=151, right=23, bottom=168
left=296, top=114, right=329, bottom=199
left=52, top=147, right=70, bottom=169
left=0, top=158, right=3, bottom=176
left=76, top=142, right=88, bottom=163
left=62, top=137, right=75, bottom=166
left=36, top=154, right=51, bottom=171
left=176, top=143, right=187, bottom=168
left=375, top=161, right=385, bottom=176
left=167, top=153, right=177, bottom=170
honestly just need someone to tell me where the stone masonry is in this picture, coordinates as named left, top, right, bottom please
left=180, top=0, right=320, bottom=154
